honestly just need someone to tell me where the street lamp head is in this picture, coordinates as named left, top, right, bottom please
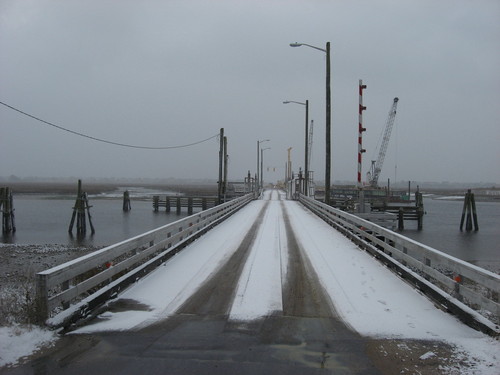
left=290, top=42, right=302, bottom=47
left=283, top=100, right=306, bottom=106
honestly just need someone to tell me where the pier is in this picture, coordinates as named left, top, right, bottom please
left=153, top=195, right=218, bottom=214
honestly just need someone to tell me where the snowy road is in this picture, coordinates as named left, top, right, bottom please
left=5, top=190, right=498, bottom=374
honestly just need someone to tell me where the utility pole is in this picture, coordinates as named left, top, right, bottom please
left=325, top=41, right=331, bottom=205
left=218, top=128, right=224, bottom=204
left=304, top=100, right=309, bottom=196
left=256, top=140, right=259, bottom=193
left=358, top=80, right=367, bottom=213
left=223, top=136, right=228, bottom=202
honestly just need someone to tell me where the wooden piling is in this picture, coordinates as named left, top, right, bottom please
left=153, top=196, right=159, bottom=212
left=84, top=193, right=95, bottom=235
left=123, top=190, right=131, bottom=211
left=471, top=192, right=479, bottom=230
left=460, top=189, right=479, bottom=231
left=415, top=188, right=424, bottom=230
left=166, top=197, right=171, bottom=212
left=398, top=208, right=404, bottom=230
left=68, top=180, right=95, bottom=235
left=176, top=197, right=181, bottom=215
left=1, top=187, right=16, bottom=233
left=188, top=197, right=193, bottom=215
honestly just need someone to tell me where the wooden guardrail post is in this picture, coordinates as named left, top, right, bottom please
left=453, top=274, right=463, bottom=302
left=36, top=273, right=49, bottom=323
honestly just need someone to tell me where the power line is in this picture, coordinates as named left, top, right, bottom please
left=0, top=101, right=218, bottom=150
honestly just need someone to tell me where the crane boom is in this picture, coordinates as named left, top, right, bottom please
left=368, top=97, right=399, bottom=187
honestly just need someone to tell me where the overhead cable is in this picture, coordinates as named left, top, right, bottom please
left=0, top=101, right=218, bottom=150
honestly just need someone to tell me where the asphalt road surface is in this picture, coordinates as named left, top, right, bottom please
left=3, top=190, right=454, bottom=375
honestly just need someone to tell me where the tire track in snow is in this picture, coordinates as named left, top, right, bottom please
left=280, top=201, right=337, bottom=318
left=229, top=192, right=285, bottom=320
left=175, top=201, right=270, bottom=316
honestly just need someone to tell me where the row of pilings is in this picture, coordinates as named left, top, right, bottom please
left=1, top=182, right=481, bottom=237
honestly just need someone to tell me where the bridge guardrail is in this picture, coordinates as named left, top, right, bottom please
left=36, top=193, right=255, bottom=329
left=298, top=194, right=499, bottom=336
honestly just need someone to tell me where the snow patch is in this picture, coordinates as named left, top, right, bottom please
left=0, top=325, right=56, bottom=368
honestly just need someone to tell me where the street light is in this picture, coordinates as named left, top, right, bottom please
left=257, top=139, right=269, bottom=191
left=283, top=100, right=309, bottom=196
left=261, top=147, right=270, bottom=188
left=290, top=41, right=331, bottom=205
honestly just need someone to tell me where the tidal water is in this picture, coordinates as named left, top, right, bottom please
left=1, top=194, right=191, bottom=247
left=2, top=193, right=499, bottom=272
left=399, top=197, right=500, bottom=272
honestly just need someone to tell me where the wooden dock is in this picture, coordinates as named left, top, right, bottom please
left=153, top=196, right=218, bottom=214
left=370, top=192, right=424, bottom=230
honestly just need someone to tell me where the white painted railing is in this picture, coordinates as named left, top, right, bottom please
left=36, top=193, right=254, bottom=328
left=299, top=194, right=499, bottom=336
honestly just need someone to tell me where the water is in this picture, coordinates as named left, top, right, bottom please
left=2, top=193, right=499, bottom=272
left=1, top=194, right=191, bottom=247
left=399, top=197, right=500, bottom=272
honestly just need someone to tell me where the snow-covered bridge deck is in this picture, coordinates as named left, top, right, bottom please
left=9, top=189, right=498, bottom=374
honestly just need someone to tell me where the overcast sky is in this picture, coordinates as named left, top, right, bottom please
left=1, top=0, right=499, bottom=185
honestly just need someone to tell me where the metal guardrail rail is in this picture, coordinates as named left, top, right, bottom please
left=36, top=193, right=255, bottom=329
left=299, top=194, right=499, bottom=336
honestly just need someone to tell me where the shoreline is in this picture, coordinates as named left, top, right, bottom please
left=2, top=181, right=219, bottom=196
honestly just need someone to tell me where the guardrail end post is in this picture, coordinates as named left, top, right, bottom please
left=36, top=273, right=49, bottom=324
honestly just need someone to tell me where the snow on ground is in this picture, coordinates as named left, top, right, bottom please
left=71, top=189, right=499, bottom=371
left=284, top=200, right=499, bottom=373
left=229, top=189, right=285, bottom=320
left=72, top=193, right=266, bottom=333
left=0, top=325, right=56, bottom=368
left=2, top=189, right=498, bottom=372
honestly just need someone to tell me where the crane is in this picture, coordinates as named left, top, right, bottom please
left=367, top=97, right=399, bottom=187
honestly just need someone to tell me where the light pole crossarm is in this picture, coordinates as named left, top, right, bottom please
left=290, top=42, right=326, bottom=53
left=283, top=100, right=306, bottom=106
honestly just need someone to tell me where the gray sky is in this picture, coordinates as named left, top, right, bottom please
left=1, top=0, right=499, bottom=184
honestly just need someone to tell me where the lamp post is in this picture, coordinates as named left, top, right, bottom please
left=257, top=139, right=269, bottom=192
left=283, top=100, right=309, bottom=196
left=287, top=147, right=293, bottom=198
left=261, top=147, right=270, bottom=188
left=290, top=41, right=331, bottom=205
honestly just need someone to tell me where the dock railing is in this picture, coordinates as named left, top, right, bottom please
left=36, top=193, right=254, bottom=329
left=299, top=194, right=499, bottom=336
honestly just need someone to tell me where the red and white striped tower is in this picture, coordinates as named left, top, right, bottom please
left=358, top=80, right=367, bottom=187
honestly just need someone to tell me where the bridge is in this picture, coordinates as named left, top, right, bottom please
left=9, top=190, right=499, bottom=374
